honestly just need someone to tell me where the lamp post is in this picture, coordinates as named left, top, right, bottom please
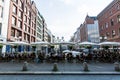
left=100, top=36, right=107, bottom=42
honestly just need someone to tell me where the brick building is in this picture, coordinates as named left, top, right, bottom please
left=80, top=15, right=100, bottom=43
left=97, top=0, right=120, bottom=42
left=8, top=0, right=37, bottom=43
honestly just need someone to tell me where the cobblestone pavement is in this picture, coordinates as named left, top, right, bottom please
left=0, top=61, right=116, bottom=72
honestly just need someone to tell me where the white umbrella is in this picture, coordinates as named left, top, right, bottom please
left=8, top=41, right=29, bottom=45
left=0, top=41, right=12, bottom=45
left=98, top=41, right=120, bottom=46
left=62, top=50, right=71, bottom=53
left=78, top=41, right=97, bottom=45
left=71, top=51, right=81, bottom=57
left=31, top=41, right=50, bottom=45
left=52, top=42, right=75, bottom=45
left=63, top=50, right=81, bottom=57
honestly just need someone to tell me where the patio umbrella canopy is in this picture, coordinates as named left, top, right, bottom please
left=98, top=41, right=120, bottom=46
left=31, top=41, right=50, bottom=45
left=78, top=41, right=97, bottom=45
left=62, top=50, right=81, bottom=57
left=62, top=50, right=71, bottom=53
left=51, top=42, right=75, bottom=45
left=0, top=41, right=12, bottom=45
left=8, top=41, right=29, bottom=45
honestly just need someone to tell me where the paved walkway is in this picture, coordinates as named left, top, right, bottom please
left=0, top=61, right=117, bottom=72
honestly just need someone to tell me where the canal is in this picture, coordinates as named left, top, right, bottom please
left=0, top=75, right=119, bottom=80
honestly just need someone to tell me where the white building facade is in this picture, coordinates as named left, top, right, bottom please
left=36, top=10, right=43, bottom=41
left=0, top=0, right=10, bottom=52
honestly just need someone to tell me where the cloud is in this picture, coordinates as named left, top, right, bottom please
left=59, top=0, right=74, bottom=5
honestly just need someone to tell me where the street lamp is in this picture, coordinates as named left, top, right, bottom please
left=100, top=36, right=107, bottom=42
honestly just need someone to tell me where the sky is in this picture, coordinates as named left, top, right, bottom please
left=33, top=0, right=113, bottom=41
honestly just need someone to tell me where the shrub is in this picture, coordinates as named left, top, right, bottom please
left=32, top=46, right=36, bottom=51
left=86, top=45, right=92, bottom=49
left=68, top=45, right=73, bottom=50
left=51, top=45, right=54, bottom=49
left=103, top=46, right=109, bottom=50
left=0, top=44, right=3, bottom=49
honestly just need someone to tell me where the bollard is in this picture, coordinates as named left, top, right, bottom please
left=83, top=62, right=89, bottom=71
left=22, top=61, right=28, bottom=71
left=114, top=62, right=120, bottom=71
left=52, top=63, right=59, bottom=71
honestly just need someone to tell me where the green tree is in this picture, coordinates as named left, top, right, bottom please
left=103, top=45, right=109, bottom=50
left=86, top=45, right=92, bottom=54
left=51, top=45, right=54, bottom=49
left=13, top=45, right=18, bottom=53
left=32, top=46, right=36, bottom=51
left=68, top=45, right=73, bottom=50
left=0, top=44, right=3, bottom=55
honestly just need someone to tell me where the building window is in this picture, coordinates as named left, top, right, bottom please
left=18, top=21, right=22, bottom=28
left=28, top=11, right=31, bottom=17
left=13, top=0, right=18, bottom=3
left=117, top=15, right=120, bottom=23
left=27, top=35, right=30, bottom=42
left=23, top=24, right=25, bottom=31
left=18, top=10, right=22, bottom=19
left=16, top=31, right=21, bottom=37
left=105, top=22, right=108, bottom=28
left=101, top=26, right=104, bottom=30
left=116, top=4, right=120, bottom=10
left=12, top=16, right=16, bottom=26
left=28, top=19, right=31, bottom=25
left=0, top=7, right=3, bottom=18
left=111, top=19, right=114, bottom=26
left=34, top=30, right=36, bottom=36
left=34, top=24, right=36, bottom=29
left=24, top=33, right=26, bottom=40
left=24, top=7, right=27, bottom=13
left=110, top=11, right=112, bottom=15
left=11, top=28, right=15, bottom=37
left=106, top=32, right=109, bottom=37
left=19, top=0, right=23, bottom=8
left=13, top=5, right=17, bottom=14
left=119, top=28, right=120, bottom=36
left=24, top=24, right=27, bottom=31
left=28, top=27, right=30, bottom=33
left=112, top=30, right=116, bottom=37
left=24, top=15, right=27, bottom=22
left=0, top=23, right=2, bottom=35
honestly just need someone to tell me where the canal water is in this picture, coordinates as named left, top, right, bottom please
left=0, top=75, right=119, bottom=80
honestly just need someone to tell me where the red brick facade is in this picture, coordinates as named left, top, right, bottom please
left=80, top=15, right=96, bottom=42
left=7, top=0, right=37, bottom=43
left=97, top=0, right=120, bottom=42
